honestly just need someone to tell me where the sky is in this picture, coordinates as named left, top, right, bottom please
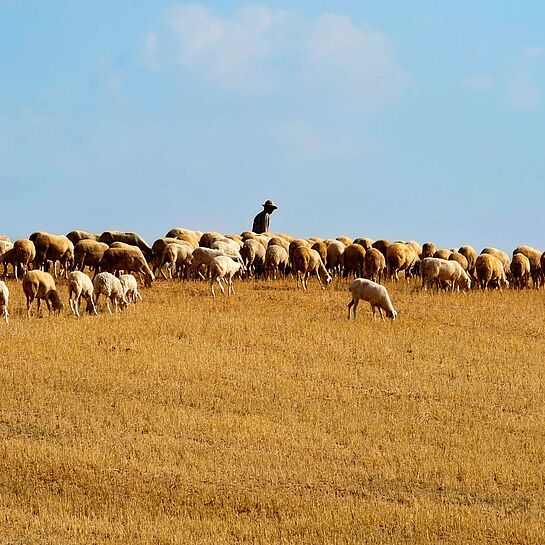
left=1, top=1, right=545, bottom=250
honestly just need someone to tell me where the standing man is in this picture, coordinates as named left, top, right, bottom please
left=252, top=199, right=278, bottom=234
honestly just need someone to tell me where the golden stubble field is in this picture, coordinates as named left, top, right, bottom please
left=1, top=275, right=545, bottom=544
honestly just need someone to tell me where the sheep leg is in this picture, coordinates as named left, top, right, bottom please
left=106, top=297, right=113, bottom=315
left=217, top=277, right=225, bottom=295
left=379, top=307, right=385, bottom=321
left=210, top=276, right=216, bottom=298
left=228, top=276, right=234, bottom=296
left=3, top=306, right=8, bottom=325
left=371, top=304, right=376, bottom=319
left=26, top=296, right=33, bottom=318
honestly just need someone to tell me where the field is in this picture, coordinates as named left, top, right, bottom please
left=1, top=276, right=545, bottom=544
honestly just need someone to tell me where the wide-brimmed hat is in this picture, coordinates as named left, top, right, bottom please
left=262, top=199, right=278, bottom=209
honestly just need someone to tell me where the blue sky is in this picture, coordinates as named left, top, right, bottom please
left=2, top=1, right=545, bottom=250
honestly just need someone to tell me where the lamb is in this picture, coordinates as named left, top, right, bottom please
left=475, top=254, right=509, bottom=290
left=93, top=272, right=128, bottom=314
left=511, top=253, right=531, bottom=290
left=348, top=278, right=397, bottom=320
left=341, top=244, right=366, bottom=278
left=12, top=239, right=36, bottom=280
left=326, top=240, right=345, bottom=276
left=119, top=274, right=142, bottom=303
left=420, top=257, right=471, bottom=291
left=0, top=280, right=8, bottom=324
left=293, top=246, right=332, bottom=290
left=264, top=245, right=289, bottom=280
left=22, top=270, right=64, bottom=317
left=98, top=247, right=155, bottom=287
left=68, top=271, right=97, bottom=317
left=158, top=242, right=193, bottom=279
left=209, top=255, right=243, bottom=297
left=364, top=248, right=386, bottom=283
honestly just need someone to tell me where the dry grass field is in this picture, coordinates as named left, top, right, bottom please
left=1, top=275, right=545, bottom=544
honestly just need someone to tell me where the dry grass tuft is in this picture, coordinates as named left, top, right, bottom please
left=1, top=276, right=545, bottom=543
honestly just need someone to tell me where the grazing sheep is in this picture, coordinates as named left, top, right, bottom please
left=433, top=249, right=452, bottom=260
left=386, top=242, right=419, bottom=280
left=210, top=255, right=243, bottom=297
left=407, top=241, right=423, bottom=257
left=68, top=271, right=97, bottom=317
left=481, top=247, right=511, bottom=278
left=99, top=231, right=154, bottom=261
left=74, top=240, right=109, bottom=273
left=189, top=247, right=240, bottom=279
left=448, top=252, right=469, bottom=271
left=348, top=278, right=397, bottom=320
left=420, top=257, right=471, bottom=292
left=311, top=241, right=327, bottom=266
left=264, top=245, right=289, bottom=280
left=158, top=242, right=193, bottom=279
left=66, top=230, right=99, bottom=245
left=0, top=280, right=8, bottom=324
left=512, top=246, right=542, bottom=287
left=371, top=239, right=390, bottom=258
left=12, top=240, right=36, bottom=280
left=0, top=249, right=14, bottom=277
left=293, top=247, right=332, bottom=290
left=353, top=237, right=374, bottom=251
left=211, top=239, right=244, bottom=260
left=93, top=272, right=127, bottom=314
left=240, top=238, right=265, bottom=278
left=288, top=239, right=311, bottom=268
left=199, top=232, right=223, bottom=248
left=32, top=233, right=74, bottom=277
left=341, top=244, right=366, bottom=278
left=267, top=236, right=290, bottom=251
left=326, top=240, right=345, bottom=276
left=99, top=247, right=155, bottom=287
left=22, top=270, right=64, bottom=317
left=364, top=248, right=386, bottom=283
left=421, top=242, right=437, bottom=259
left=475, top=254, right=509, bottom=290
left=458, top=245, right=477, bottom=274
left=511, top=253, right=531, bottom=290
left=119, top=274, right=142, bottom=303
left=151, top=237, right=183, bottom=275
left=336, top=236, right=353, bottom=246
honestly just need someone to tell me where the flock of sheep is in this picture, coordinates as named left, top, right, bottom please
left=0, top=229, right=540, bottom=324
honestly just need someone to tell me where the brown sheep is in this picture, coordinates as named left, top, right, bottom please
left=326, top=240, right=345, bottom=276
left=99, top=247, right=155, bottom=287
left=240, top=238, right=266, bottom=278
left=199, top=232, right=223, bottom=248
left=22, top=270, right=64, bottom=317
left=74, top=240, right=109, bottom=273
left=264, top=245, right=289, bottom=280
left=151, top=238, right=184, bottom=275
left=448, top=252, right=469, bottom=271
left=513, top=246, right=542, bottom=287
left=353, top=237, right=374, bottom=250
left=341, top=244, right=366, bottom=278
left=66, top=230, right=99, bottom=245
left=293, top=246, right=332, bottom=290
left=372, top=239, right=390, bottom=257
left=458, top=245, right=477, bottom=274
left=311, top=241, right=327, bottom=265
left=32, top=233, right=74, bottom=277
left=475, top=254, right=509, bottom=290
left=421, top=242, right=437, bottom=259
left=511, top=253, right=531, bottom=290
left=386, top=242, right=419, bottom=280
left=0, top=249, right=14, bottom=277
left=433, top=249, right=451, bottom=260
left=13, top=239, right=36, bottom=280
left=336, top=236, right=353, bottom=246
left=99, top=231, right=153, bottom=261
left=481, top=247, right=511, bottom=279
left=268, top=236, right=290, bottom=251
left=364, top=248, right=386, bottom=283
left=288, top=239, right=310, bottom=268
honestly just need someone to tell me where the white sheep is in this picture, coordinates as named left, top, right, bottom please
left=210, top=255, right=243, bottom=297
left=190, top=248, right=241, bottom=279
left=119, top=274, right=142, bottom=304
left=420, top=257, right=471, bottom=292
left=348, top=278, right=397, bottom=320
left=0, top=280, right=9, bottom=324
left=68, top=271, right=97, bottom=317
left=93, top=272, right=127, bottom=314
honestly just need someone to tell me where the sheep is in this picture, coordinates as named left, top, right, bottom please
left=0, top=280, right=8, bottom=324
left=66, top=230, right=99, bottom=245
left=158, top=242, right=193, bottom=279
left=74, top=240, right=109, bottom=273
left=407, top=241, right=423, bottom=257
left=293, top=246, right=332, bottom=290
left=458, top=245, right=477, bottom=274
left=288, top=239, right=311, bottom=268
left=119, top=274, right=142, bottom=303
left=326, top=240, right=345, bottom=276
left=240, top=239, right=265, bottom=278
left=264, top=245, right=289, bottom=280
left=0, top=249, right=14, bottom=278
left=151, top=237, right=183, bottom=275
left=93, top=272, right=127, bottom=314
left=32, top=233, right=74, bottom=277
left=386, top=242, right=419, bottom=280
left=22, top=270, right=64, bottom=317
left=211, top=239, right=244, bottom=260
left=199, top=232, right=223, bottom=248
left=420, top=257, right=471, bottom=292
left=98, top=247, right=155, bottom=287
left=99, top=231, right=153, bottom=261
left=448, top=252, right=469, bottom=271
left=210, top=255, right=243, bottom=297
left=481, top=247, right=511, bottom=279
left=189, top=247, right=241, bottom=279
left=67, top=271, right=97, bottom=317
left=433, top=249, right=452, bottom=260
left=353, top=237, right=374, bottom=251
left=475, top=254, right=509, bottom=290
left=348, top=278, right=397, bottom=321
left=364, top=248, right=386, bottom=283
left=511, top=253, right=531, bottom=290
left=0, top=239, right=13, bottom=256
left=336, top=236, right=353, bottom=246
left=371, top=239, right=390, bottom=258
left=512, top=246, right=542, bottom=287
left=12, top=239, right=36, bottom=280
left=311, top=241, right=327, bottom=266
left=267, top=236, right=290, bottom=251
left=341, top=244, right=366, bottom=278
left=421, top=242, right=437, bottom=259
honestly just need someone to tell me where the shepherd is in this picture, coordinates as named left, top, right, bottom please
left=252, top=199, right=278, bottom=234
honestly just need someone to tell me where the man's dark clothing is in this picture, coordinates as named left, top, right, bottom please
left=252, top=210, right=270, bottom=234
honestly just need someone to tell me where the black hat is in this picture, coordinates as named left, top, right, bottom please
left=262, top=199, right=278, bottom=209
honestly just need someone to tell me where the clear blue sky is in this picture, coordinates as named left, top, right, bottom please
left=2, top=1, right=544, bottom=250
